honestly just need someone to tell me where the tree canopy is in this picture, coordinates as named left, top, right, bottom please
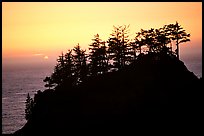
left=43, top=22, right=190, bottom=89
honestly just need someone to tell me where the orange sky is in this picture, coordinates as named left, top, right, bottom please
left=2, top=2, right=202, bottom=66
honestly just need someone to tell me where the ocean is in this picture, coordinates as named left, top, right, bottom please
left=2, top=57, right=202, bottom=134
left=2, top=65, right=53, bottom=134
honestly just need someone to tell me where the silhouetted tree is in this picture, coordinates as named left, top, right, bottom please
left=107, top=25, right=130, bottom=70
left=165, top=21, right=190, bottom=59
left=63, top=49, right=75, bottom=86
left=99, top=41, right=109, bottom=73
left=133, top=26, right=175, bottom=58
left=134, top=29, right=151, bottom=54
left=49, top=52, right=66, bottom=87
left=154, top=27, right=172, bottom=54
left=50, top=63, right=62, bottom=86
left=50, top=50, right=76, bottom=87
left=145, top=28, right=157, bottom=53
left=138, top=28, right=164, bottom=54
left=73, top=43, right=87, bottom=84
left=89, top=34, right=102, bottom=76
left=80, top=53, right=88, bottom=83
left=120, top=25, right=132, bottom=65
left=89, top=34, right=109, bottom=76
left=64, top=50, right=73, bottom=73
left=162, top=24, right=174, bottom=53
left=25, top=93, right=34, bottom=120
left=43, top=76, right=54, bottom=89
left=57, top=52, right=67, bottom=82
left=130, top=31, right=146, bottom=60
left=57, top=52, right=65, bottom=67
left=43, top=22, right=190, bottom=90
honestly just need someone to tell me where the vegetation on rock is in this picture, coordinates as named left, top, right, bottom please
left=16, top=22, right=200, bottom=136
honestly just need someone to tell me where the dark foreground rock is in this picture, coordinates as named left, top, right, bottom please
left=14, top=54, right=202, bottom=135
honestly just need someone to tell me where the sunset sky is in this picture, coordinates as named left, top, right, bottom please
left=2, top=2, right=202, bottom=67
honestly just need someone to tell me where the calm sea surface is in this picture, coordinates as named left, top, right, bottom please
left=2, top=57, right=202, bottom=134
left=2, top=65, right=53, bottom=134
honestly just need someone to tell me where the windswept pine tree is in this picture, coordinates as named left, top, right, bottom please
left=164, top=21, right=190, bottom=59
left=154, top=27, right=173, bottom=56
left=130, top=22, right=190, bottom=60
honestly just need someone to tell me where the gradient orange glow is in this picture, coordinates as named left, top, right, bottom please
left=2, top=2, right=202, bottom=66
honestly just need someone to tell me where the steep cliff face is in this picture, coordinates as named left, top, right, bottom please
left=14, top=54, right=202, bottom=135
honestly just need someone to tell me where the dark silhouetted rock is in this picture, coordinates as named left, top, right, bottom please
left=13, top=53, right=202, bottom=135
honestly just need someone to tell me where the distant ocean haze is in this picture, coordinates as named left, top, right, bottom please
left=180, top=53, right=202, bottom=78
left=2, top=53, right=202, bottom=134
left=2, top=56, right=56, bottom=70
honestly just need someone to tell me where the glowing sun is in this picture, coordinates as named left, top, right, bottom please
left=44, top=56, right=49, bottom=59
